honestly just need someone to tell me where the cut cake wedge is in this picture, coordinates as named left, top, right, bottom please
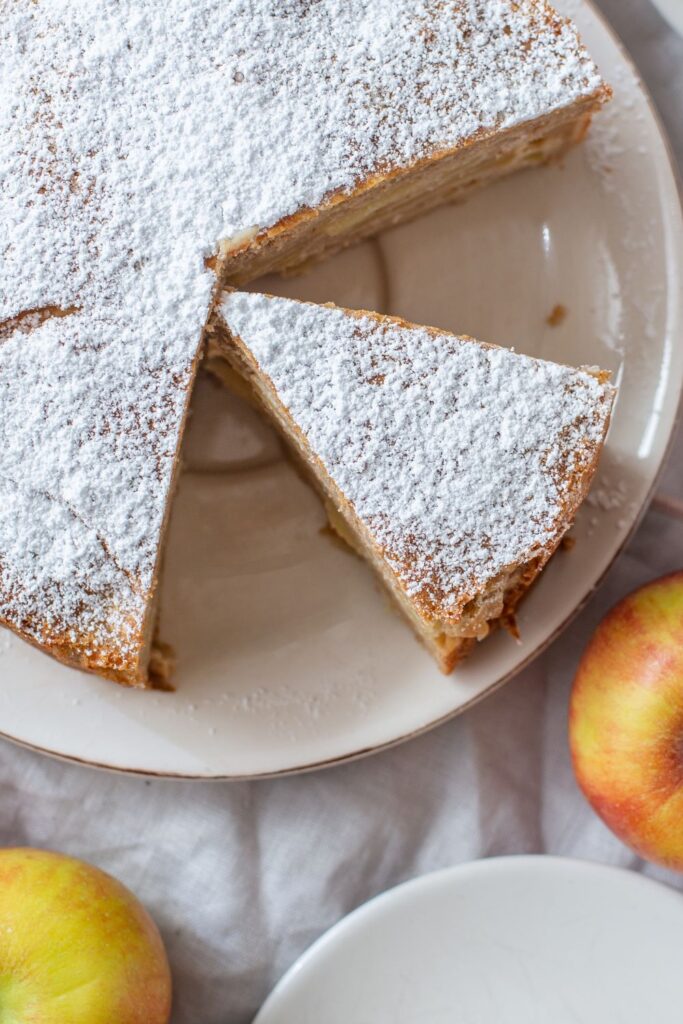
left=0, top=307, right=201, bottom=687
left=212, top=291, right=616, bottom=672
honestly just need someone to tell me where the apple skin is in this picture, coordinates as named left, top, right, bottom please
left=0, top=848, right=171, bottom=1024
left=570, top=571, right=683, bottom=870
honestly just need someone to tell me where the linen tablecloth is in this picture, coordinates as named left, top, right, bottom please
left=1, top=3, right=681, bottom=1021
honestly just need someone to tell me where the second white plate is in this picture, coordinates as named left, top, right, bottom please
left=255, top=857, right=683, bottom=1024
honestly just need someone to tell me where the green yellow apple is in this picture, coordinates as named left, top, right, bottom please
left=570, top=571, right=683, bottom=870
left=0, top=847, right=171, bottom=1023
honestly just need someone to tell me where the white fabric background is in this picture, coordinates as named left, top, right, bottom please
left=1, top=3, right=681, bottom=1022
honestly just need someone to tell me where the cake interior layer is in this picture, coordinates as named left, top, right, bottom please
left=205, top=344, right=555, bottom=674
left=218, top=95, right=603, bottom=286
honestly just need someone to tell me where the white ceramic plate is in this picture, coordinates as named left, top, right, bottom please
left=0, top=0, right=681, bottom=777
left=253, top=856, right=683, bottom=1024
left=650, top=0, right=683, bottom=37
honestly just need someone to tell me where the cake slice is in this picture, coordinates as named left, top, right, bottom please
left=212, top=291, right=616, bottom=672
left=0, top=307, right=202, bottom=687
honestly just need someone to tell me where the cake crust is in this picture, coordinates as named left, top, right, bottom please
left=220, top=96, right=608, bottom=285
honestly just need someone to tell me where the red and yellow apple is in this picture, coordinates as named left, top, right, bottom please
left=0, top=848, right=171, bottom=1023
left=570, top=570, right=683, bottom=870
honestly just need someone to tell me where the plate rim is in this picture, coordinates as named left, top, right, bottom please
left=253, top=854, right=683, bottom=1023
left=2, top=0, right=682, bottom=780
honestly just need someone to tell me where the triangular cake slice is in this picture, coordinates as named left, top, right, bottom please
left=0, top=307, right=202, bottom=687
left=212, top=291, right=615, bottom=672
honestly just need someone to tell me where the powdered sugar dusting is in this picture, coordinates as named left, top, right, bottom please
left=0, top=0, right=605, bottom=673
left=207, top=0, right=605, bottom=240
left=0, top=311, right=197, bottom=671
left=220, top=292, right=615, bottom=618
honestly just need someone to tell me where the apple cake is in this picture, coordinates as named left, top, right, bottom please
left=211, top=291, right=616, bottom=672
left=1, top=0, right=609, bottom=685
